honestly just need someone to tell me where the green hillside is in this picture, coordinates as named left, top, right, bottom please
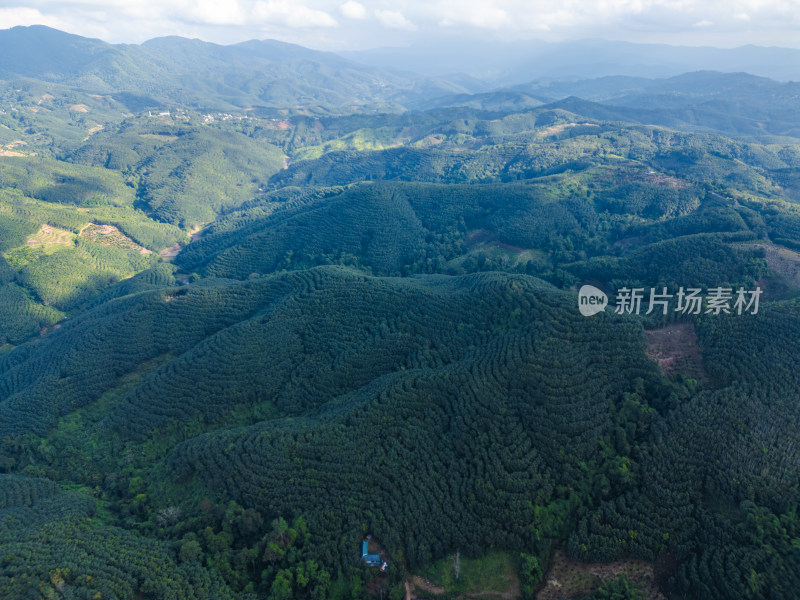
left=0, top=25, right=464, bottom=111
left=1, top=266, right=676, bottom=597
left=0, top=474, right=243, bottom=599
left=2, top=28, right=800, bottom=600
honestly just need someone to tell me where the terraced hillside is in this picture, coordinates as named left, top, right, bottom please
left=2, top=36, right=800, bottom=599
left=0, top=266, right=676, bottom=597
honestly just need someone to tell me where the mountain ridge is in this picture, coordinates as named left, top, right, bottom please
left=5, top=26, right=800, bottom=116
left=0, top=25, right=472, bottom=110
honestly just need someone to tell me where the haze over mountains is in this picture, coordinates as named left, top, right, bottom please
left=3, top=24, right=800, bottom=122
left=341, top=38, right=800, bottom=83
left=0, top=25, right=473, bottom=111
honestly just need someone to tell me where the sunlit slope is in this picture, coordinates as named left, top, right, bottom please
left=70, top=124, right=286, bottom=226
left=175, top=181, right=768, bottom=297
left=0, top=157, right=183, bottom=343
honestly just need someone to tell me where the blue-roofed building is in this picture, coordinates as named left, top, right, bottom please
left=364, top=554, right=381, bottom=567
left=361, top=540, right=381, bottom=567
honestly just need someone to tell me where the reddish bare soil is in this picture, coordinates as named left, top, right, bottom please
left=645, top=322, right=707, bottom=382
left=646, top=173, right=689, bottom=189
left=159, top=244, right=182, bottom=259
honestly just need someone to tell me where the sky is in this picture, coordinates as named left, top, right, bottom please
left=1, top=0, right=799, bottom=51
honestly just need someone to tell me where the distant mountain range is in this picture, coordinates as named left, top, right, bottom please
left=0, top=25, right=474, bottom=111
left=341, top=38, right=800, bottom=84
left=2, top=25, right=800, bottom=137
left=426, top=71, right=800, bottom=138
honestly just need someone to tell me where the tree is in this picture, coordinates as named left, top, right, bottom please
left=593, top=574, right=645, bottom=600
left=519, top=553, right=543, bottom=599
left=180, top=540, right=203, bottom=563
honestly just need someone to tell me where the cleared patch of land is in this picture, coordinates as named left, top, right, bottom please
left=409, top=575, right=446, bottom=597
left=4, top=224, right=75, bottom=268
left=160, top=224, right=209, bottom=260
left=1, top=140, right=28, bottom=157
left=537, top=550, right=665, bottom=600
left=466, top=229, right=528, bottom=253
left=645, top=322, right=707, bottom=382
left=79, top=223, right=151, bottom=254
left=189, top=224, right=208, bottom=242
left=139, top=133, right=179, bottom=142
left=414, top=134, right=446, bottom=148
left=412, top=550, right=520, bottom=600
left=160, top=243, right=182, bottom=259
left=459, top=229, right=547, bottom=270
left=82, top=125, right=105, bottom=141
left=539, top=122, right=599, bottom=137
left=263, top=120, right=292, bottom=130
left=28, top=224, right=75, bottom=249
left=742, top=241, right=800, bottom=289
left=646, top=173, right=688, bottom=188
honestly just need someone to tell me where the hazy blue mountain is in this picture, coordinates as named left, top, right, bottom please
left=514, top=71, right=799, bottom=105
left=0, top=25, right=119, bottom=80
left=0, top=25, right=165, bottom=93
left=4, top=25, right=800, bottom=120
left=412, top=89, right=551, bottom=111
left=0, top=26, right=472, bottom=110
left=415, top=72, right=800, bottom=138
left=341, top=38, right=800, bottom=84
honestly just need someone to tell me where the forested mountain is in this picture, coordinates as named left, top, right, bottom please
left=427, top=73, right=800, bottom=139
left=0, top=25, right=471, bottom=111
left=2, top=25, right=800, bottom=600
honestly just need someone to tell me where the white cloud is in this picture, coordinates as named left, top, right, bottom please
left=339, top=0, right=366, bottom=20
left=4, top=0, right=800, bottom=49
left=191, top=0, right=246, bottom=25
left=437, top=0, right=510, bottom=29
left=0, top=6, right=65, bottom=29
left=252, top=1, right=338, bottom=28
left=423, top=0, right=800, bottom=34
left=375, top=9, right=416, bottom=30
left=56, top=0, right=169, bottom=21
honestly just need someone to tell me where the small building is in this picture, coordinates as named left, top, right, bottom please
left=361, top=541, right=381, bottom=567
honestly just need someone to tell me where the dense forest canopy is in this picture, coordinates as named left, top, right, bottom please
left=1, top=25, right=800, bottom=600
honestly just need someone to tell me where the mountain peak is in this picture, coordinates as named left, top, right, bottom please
left=0, top=24, right=115, bottom=79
